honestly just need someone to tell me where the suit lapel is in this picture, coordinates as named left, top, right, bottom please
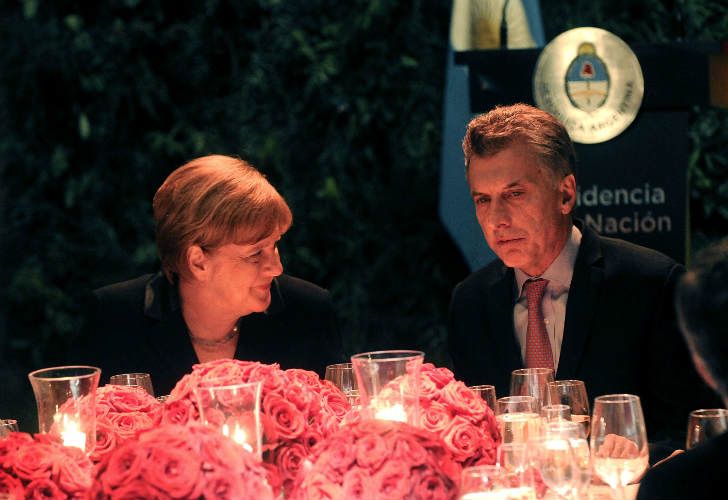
left=557, top=224, right=604, bottom=379
left=487, top=265, right=523, bottom=376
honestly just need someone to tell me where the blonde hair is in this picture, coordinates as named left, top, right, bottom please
left=153, top=155, right=292, bottom=281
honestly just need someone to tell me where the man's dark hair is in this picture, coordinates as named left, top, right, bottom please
left=676, top=237, right=728, bottom=399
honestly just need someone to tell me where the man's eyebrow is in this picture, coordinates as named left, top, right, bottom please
left=471, top=180, right=525, bottom=196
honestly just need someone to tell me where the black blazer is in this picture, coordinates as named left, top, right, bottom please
left=448, top=222, right=718, bottom=443
left=637, top=430, right=728, bottom=499
left=74, top=273, right=344, bottom=397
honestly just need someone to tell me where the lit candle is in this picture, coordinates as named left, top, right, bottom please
left=374, top=403, right=407, bottom=422
left=222, top=422, right=253, bottom=453
left=60, top=415, right=86, bottom=451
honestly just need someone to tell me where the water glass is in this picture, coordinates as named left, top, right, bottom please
left=496, top=396, right=540, bottom=444
left=510, top=368, right=554, bottom=409
left=546, top=380, right=590, bottom=437
left=460, top=464, right=536, bottom=499
left=351, top=350, right=424, bottom=425
left=685, top=408, right=728, bottom=449
left=469, top=384, right=497, bottom=413
left=541, top=404, right=571, bottom=423
left=109, top=372, right=155, bottom=396
left=28, top=365, right=101, bottom=453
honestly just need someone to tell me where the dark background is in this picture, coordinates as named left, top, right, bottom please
left=1, top=0, right=727, bottom=431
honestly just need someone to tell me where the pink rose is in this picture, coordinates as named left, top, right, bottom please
left=440, top=381, right=486, bottom=422
left=89, top=421, right=117, bottom=463
left=100, top=443, right=145, bottom=491
left=341, top=468, right=372, bottom=499
left=0, top=470, right=24, bottom=499
left=162, top=398, right=196, bottom=425
left=294, top=471, right=343, bottom=500
left=421, top=400, right=454, bottom=434
left=283, top=381, right=317, bottom=413
left=355, top=433, right=388, bottom=471
left=301, top=428, right=325, bottom=453
left=374, top=460, right=411, bottom=499
left=103, top=478, right=164, bottom=499
left=201, top=471, right=248, bottom=500
left=24, top=478, right=65, bottom=500
left=441, top=416, right=484, bottom=462
left=103, top=385, right=158, bottom=413
left=275, top=442, right=307, bottom=480
left=388, top=432, right=429, bottom=467
left=263, top=393, right=305, bottom=440
left=141, top=447, right=202, bottom=498
left=10, top=443, right=55, bottom=481
left=422, top=364, right=456, bottom=388
left=317, top=438, right=355, bottom=478
left=285, top=369, right=321, bottom=387
left=56, top=451, right=92, bottom=494
left=411, top=469, right=456, bottom=500
left=168, top=373, right=196, bottom=401
left=108, top=411, right=154, bottom=439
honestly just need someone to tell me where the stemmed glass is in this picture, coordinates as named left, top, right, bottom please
left=590, top=394, right=649, bottom=500
left=543, top=420, right=591, bottom=498
left=324, top=362, right=359, bottom=406
left=546, top=380, right=590, bottom=437
left=469, top=384, right=497, bottom=413
left=533, top=436, right=578, bottom=499
left=685, top=408, right=728, bottom=449
left=510, top=368, right=554, bottom=410
left=496, top=396, right=540, bottom=444
left=460, top=464, right=536, bottom=499
left=109, top=372, right=155, bottom=397
left=0, top=419, right=19, bottom=437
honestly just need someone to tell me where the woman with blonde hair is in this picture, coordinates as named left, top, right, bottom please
left=77, top=155, right=342, bottom=395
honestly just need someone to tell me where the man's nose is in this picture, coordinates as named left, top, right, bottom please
left=487, top=198, right=511, bottom=229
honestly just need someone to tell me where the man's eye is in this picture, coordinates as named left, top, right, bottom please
left=475, top=196, right=490, bottom=205
left=507, top=191, right=523, bottom=198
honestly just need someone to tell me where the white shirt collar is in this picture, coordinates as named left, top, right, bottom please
left=515, top=224, right=582, bottom=295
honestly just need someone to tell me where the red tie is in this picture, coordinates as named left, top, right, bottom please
left=524, top=278, right=554, bottom=370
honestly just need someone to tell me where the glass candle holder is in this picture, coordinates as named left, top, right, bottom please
left=351, top=350, right=424, bottom=426
left=28, top=365, right=101, bottom=453
left=0, top=419, right=19, bottom=437
left=194, top=381, right=263, bottom=459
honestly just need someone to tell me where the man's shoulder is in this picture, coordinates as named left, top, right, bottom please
left=592, top=231, right=682, bottom=276
left=452, top=258, right=509, bottom=300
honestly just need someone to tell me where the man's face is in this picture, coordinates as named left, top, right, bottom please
left=468, top=145, right=576, bottom=276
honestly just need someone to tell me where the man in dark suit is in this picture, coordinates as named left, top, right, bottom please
left=638, top=237, right=728, bottom=499
left=448, top=103, right=715, bottom=444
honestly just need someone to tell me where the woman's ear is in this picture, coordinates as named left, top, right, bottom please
left=185, top=245, right=208, bottom=281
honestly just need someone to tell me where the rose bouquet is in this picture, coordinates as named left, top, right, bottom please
left=164, top=359, right=349, bottom=496
left=376, top=363, right=501, bottom=467
left=0, top=431, right=93, bottom=499
left=88, top=423, right=273, bottom=499
left=291, top=419, right=460, bottom=500
left=89, top=384, right=163, bottom=462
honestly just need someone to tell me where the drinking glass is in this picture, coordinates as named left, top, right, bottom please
left=460, top=464, right=536, bottom=499
left=533, top=436, right=578, bottom=499
left=194, top=381, right=263, bottom=459
left=351, top=350, right=424, bottom=425
left=496, top=396, right=540, bottom=444
left=28, top=365, right=101, bottom=453
left=497, top=442, right=530, bottom=474
left=109, top=372, right=155, bottom=396
left=469, top=384, right=497, bottom=413
left=685, top=408, right=728, bottom=449
left=542, top=421, right=591, bottom=498
left=325, top=362, right=360, bottom=407
left=0, top=419, right=19, bottom=437
left=590, top=394, right=648, bottom=500
left=541, top=404, right=571, bottom=423
left=510, top=368, right=554, bottom=409
left=546, top=380, right=590, bottom=437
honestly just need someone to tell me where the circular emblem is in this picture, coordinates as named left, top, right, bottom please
left=533, top=27, right=644, bottom=144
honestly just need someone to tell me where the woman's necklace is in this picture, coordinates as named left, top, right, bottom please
left=188, top=325, right=239, bottom=348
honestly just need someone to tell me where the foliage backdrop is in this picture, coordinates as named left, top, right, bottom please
left=1, top=0, right=727, bottom=429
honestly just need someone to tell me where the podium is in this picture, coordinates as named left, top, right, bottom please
left=454, top=42, right=727, bottom=263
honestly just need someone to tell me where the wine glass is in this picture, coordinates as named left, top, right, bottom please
left=109, top=372, right=155, bottom=396
left=510, top=368, right=554, bottom=409
left=685, top=408, right=728, bottom=449
left=496, top=396, right=540, bottom=444
left=0, top=419, right=19, bottom=437
left=469, top=384, right=497, bottom=413
left=546, top=380, right=590, bottom=437
left=533, top=436, right=578, bottom=499
left=460, top=464, right=536, bottom=499
left=590, top=394, right=648, bottom=500
left=324, top=362, right=359, bottom=406
left=543, top=420, right=591, bottom=497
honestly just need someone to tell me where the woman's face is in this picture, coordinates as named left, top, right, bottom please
left=200, top=232, right=284, bottom=316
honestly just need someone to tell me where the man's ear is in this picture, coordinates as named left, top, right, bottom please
left=560, top=174, right=577, bottom=215
left=185, top=245, right=208, bottom=281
